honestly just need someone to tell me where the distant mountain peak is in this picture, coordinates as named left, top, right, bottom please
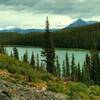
left=67, top=18, right=98, bottom=28
left=68, top=18, right=88, bottom=28
left=76, top=18, right=86, bottom=22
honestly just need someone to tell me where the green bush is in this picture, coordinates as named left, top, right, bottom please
left=47, top=81, right=65, bottom=93
left=89, top=86, right=100, bottom=96
left=41, top=73, right=53, bottom=81
left=66, top=82, right=89, bottom=99
left=14, top=72, right=20, bottom=79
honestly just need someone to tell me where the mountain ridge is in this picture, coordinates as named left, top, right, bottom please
left=0, top=27, right=59, bottom=33
left=67, top=18, right=98, bottom=28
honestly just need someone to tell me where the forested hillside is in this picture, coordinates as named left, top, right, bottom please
left=0, top=23, right=100, bottom=49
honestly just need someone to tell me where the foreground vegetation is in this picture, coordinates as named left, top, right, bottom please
left=0, top=54, right=100, bottom=100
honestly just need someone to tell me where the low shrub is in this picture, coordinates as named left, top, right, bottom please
left=66, top=82, right=89, bottom=99
left=89, top=86, right=100, bottom=96
left=47, top=81, right=65, bottom=93
left=41, top=73, right=53, bottom=81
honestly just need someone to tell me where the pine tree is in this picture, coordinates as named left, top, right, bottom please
left=65, top=52, right=70, bottom=79
left=0, top=45, right=6, bottom=54
left=71, top=53, right=76, bottom=81
left=95, top=52, right=100, bottom=85
left=30, top=51, right=35, bottom=69
left=41, top=17, right=55, bottom=74
left=13, top=47, right=19, bottom=59
left=84, top=54, right=91, bottom=84
left=62, top=60, right=66, bottom=77
left=36, top=53, right=39, bottom=70
left=56, top=56, right=61, bottom=78
left=90, top=51, right=100, bottom=85
left=77, top=63, right=81, bottom=81
left=81, top=63, right=85, bottom=82
left=23, top=50, right=28, bottom=63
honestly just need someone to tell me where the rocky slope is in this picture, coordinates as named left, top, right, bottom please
left=0, top=79, right=67, bottom=100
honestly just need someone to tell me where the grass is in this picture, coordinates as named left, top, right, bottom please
left=0, top=54, right=53, bottom=83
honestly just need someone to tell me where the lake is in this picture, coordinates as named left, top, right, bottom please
left=5, top=46, right=90, bottom=67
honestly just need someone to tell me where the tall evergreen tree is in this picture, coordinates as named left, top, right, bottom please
left=77, top=63, right=81, bottom=81
left=71, top=53, right=76, bottom=81
left=56, top=56, right=61, bottom=78
left=62, top=60, right=66, bottom=77
left=30, top=51, right=35, bottom=68
left=0, top=45, right=6, bottom=54
left=41, top=17, right=55, bottom=74
left=84, top=54, right=91, bottom=84
left=23, top=50, right=28, bottom=63
left=81, top=63, right=85, bottom=82
left=90, top=51, right=100, bottom=85
left=13, top=47, right=19, bottom=59
left=36, top=53, right=39, bottom=70
left=65, top=52, right=70, bottom=79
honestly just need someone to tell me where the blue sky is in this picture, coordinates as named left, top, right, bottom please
left=0, top=0, right=99, bottom=28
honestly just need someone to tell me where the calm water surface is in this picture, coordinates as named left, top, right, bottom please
left=5, top=47, right=90, bottom=67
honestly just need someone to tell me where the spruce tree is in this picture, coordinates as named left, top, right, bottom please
left=56, top=56, right=61, bottom=78
left=81, top=63, right=85, bottom=82
left=71, top=53, right=76, bottom=81
left=62, top=60, right=66, bottom=77
left=85, top=54, right=91, bottom=84
left=36, top=53, right=39, bottom=70
left=41, top=17, right=55, bottom=74
left=23, top=50, right=28, bottom=63
left=13, top=47, right=19, bottom=59
left=0, top=45, right=6, bottom=54
left=77, top=63, right=81, bottom=81
left=90, top=51, right=100, bottom=85
left=30, top=51, right=35, bottom=68
left=65, top=52, right=70, bottom=79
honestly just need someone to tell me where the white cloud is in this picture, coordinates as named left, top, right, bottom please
left=0, top=10, right=73, bottom=28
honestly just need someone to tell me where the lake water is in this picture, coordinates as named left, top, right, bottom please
left=5, top=46, right=90, bottom=67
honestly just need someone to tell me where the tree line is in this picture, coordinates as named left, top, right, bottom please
left=0, top=23, right=100, bottom=50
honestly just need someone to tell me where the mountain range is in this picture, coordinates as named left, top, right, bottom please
left=0, top=28, right=45, bottom=33
left=0, top=27, right=59, bottom=33
left=0, top=18, right=98, bottom=33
